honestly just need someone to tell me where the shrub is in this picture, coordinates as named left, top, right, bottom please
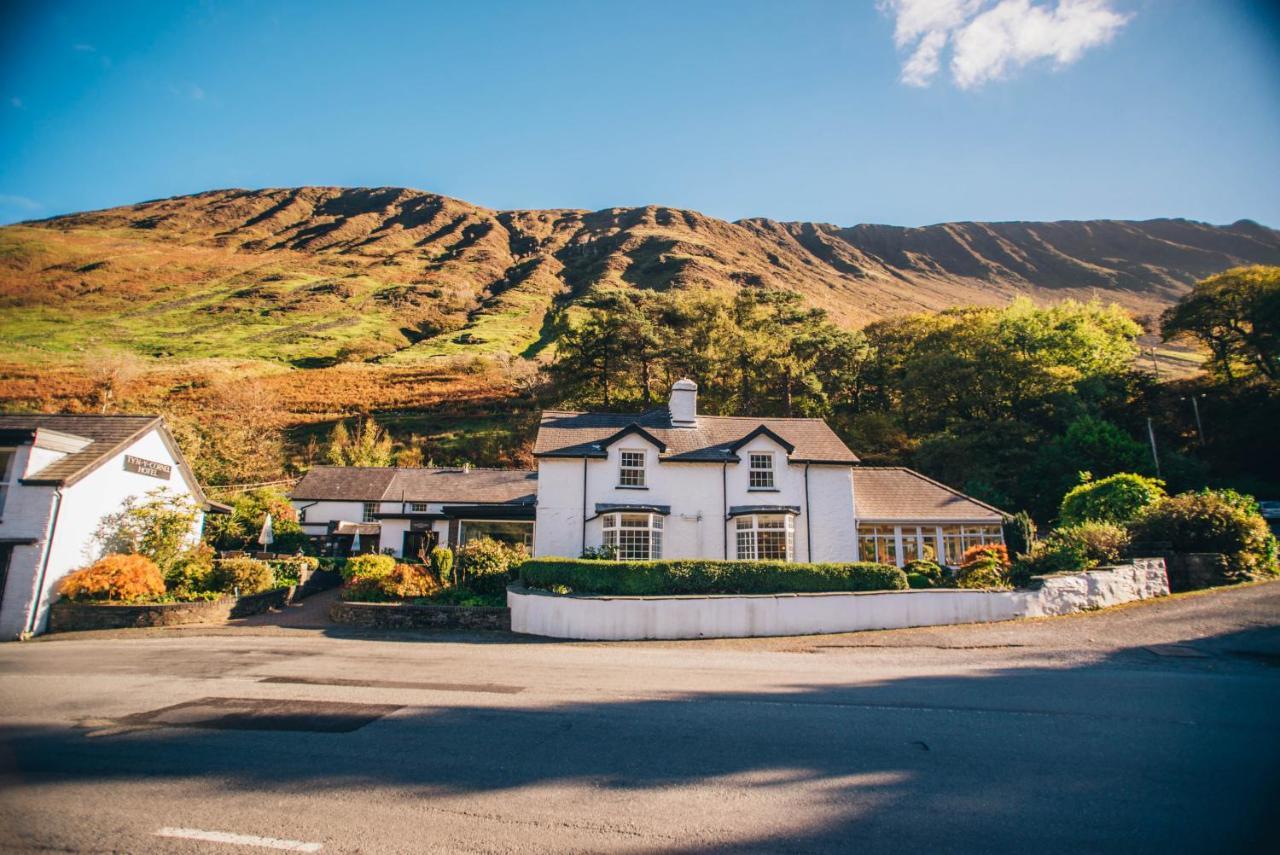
left=429, top=546, right=454, bottom=585
left=518, top=558, right=908, bottom=596
left=203, top=487, right=308, bottom=552
left=381, top=563, right=443, bottom=599
left=93, top=488, right=200, bottom=575
left=580, top=545, right=618, bottom=560
left=456, top=537, right=527, bottom=595
left=341, top=553, right=396, bottom=582
left=268, top=555, right=319, bottom=586
left=1002, top=511, right=1036, bottom=557
left=342, top=576, right=396, bottom=602
left=955, top=544, right=1011, bottom=589
left=59, top=554, right=165, bottom=603
left=903, top=559, right=943, bottom=588
left=1059, top=472, right=1166, bottom=526
left=210, top=557, right=276, bottom=595
left=1129, top=490, right=1277, bottom=581
left=166, top=543, right=216, bottom=599
left=1024, top=521, right=1132, bottom=576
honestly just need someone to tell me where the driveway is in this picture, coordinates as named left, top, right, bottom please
left=1, top=582, right=1277, bottom=853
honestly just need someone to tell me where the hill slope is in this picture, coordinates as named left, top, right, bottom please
left=3, top=186, right=1277, bottom=367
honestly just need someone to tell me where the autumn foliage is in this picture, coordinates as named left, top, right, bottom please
left=59, top=554, right=165, bottom=603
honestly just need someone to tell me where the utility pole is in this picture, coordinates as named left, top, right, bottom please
left=1147, top=417, right=1162, bottom=479
left=1183, top=394, right=1205, bottom=446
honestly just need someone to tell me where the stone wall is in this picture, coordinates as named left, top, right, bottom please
left=508, top=558, right=1170, bottom=640
left=47, top=597, right=236, bottom=633
left=329, top=601, right=510, bottom=631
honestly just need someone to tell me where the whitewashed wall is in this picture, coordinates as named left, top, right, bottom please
left=509, top=559, right=1170, bottom=640
left=0, top=427, right=204, bottom=639
left=532, top=434, right=856, bottom=562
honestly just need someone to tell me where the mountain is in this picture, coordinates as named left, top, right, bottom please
left=3, top=186, right=1278, bottom=368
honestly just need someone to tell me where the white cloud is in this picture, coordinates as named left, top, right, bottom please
left=880, top=0, right=1131, bottom=89
left=0, top=194, right=42, bottom=212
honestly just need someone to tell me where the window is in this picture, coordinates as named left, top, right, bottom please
left=0, top=448, right=14, bottom=517
left=602, top=512, right=662, bottom=560
left=460, top=520, right=534, bottom=549
left=362, top=502, right=377, bottom=523
left=736, top=514, right=794, bottom=561
left=748, top=452, right=775, bottom=489
left=410, top=502, right=430, bottom=513
left=898, top=526, right=938, bottom=565
left=939, top=524, right=1003, bottom=566
left=619, top=450, right=646, bottom=487
left=857, top=525, right=897, bottom=565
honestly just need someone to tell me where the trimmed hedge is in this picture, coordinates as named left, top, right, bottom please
left=518, top=558, right=907, bottom=596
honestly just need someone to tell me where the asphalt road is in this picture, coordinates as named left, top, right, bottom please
left=2, top=583, right=1279, bottom=854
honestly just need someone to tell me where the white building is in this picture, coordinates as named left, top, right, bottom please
left=290, top=466, right=537, bottom=558
left=0, top=414, right=220, bottom=639
left=534, top=381, right=1004, bottom=564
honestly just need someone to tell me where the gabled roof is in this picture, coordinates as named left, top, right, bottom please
left=853, top=467, right=1005, bottom=523
left=0, top=413, right=208, bottom=503
left=291, top=466, right=538, bottom=504
left=534, top=407, right=858, bottom=464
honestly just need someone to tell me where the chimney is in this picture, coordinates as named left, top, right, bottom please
left=669, top=378, right=698, bottom=428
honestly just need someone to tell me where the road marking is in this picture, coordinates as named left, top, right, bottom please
left=154, top=827, right=322, bottom=852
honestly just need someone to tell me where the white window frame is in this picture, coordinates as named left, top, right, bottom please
left=410, top=502, right=430, bottom=513
left=735, top=514, right=794, bottom=561
left=602, top=512, right=662, bottom=560
left=362, top=502, right=378, bottom=523
left=0, top=447, right=15, bottom=518
left=748, top=452, right=775, bottom=489
left=618, top=449, right=647, bottom=488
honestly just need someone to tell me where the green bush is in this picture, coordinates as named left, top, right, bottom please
left=457, top=537, right=527, bottom=595
left=1025, top=521, right=1131, bottom=576
left=341, top=553, right=396, bottom=582
left=903, top=559, right=943, bottom=588
left=209, top=557, right=276, bottom=596
left=429, top=546, right=454, bottom=585
left=518, top=558, right=908, bottom=596
left=1129, top=490, right=1277, bottom=581
left=954, top=545, right=1011, bottom=590
left=267, top=555, right=319, bottom=586
left=1059, top=472, right=1166, bottom=526
left=1002, top=511, right=1036, bottom=557
left=415, top=588, right=505, bottom=608
left=317, top=556, right=347, bottom=574
left=166, top=544, right=216, bottom=598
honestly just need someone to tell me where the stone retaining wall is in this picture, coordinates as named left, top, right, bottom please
left=329, top=601, right=510, bottom=631
left=508, top=558, right=1170, bottom=640
left=48, top=597, right=236, bottom=632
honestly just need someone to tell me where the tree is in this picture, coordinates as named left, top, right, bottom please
left=203, top=487, right=306, bottom=552
left=325, top=417, right=394, bottom=467
left=93, top=488, right=201, bottom=574
left=1162, top=266, right=1280, bottom=383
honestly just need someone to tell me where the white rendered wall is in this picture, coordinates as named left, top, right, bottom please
left=509, top=559, right=1170, bottom=640
left=1, top=428, right=204, bottom=639
left=533, top=435, right=854, bottom=561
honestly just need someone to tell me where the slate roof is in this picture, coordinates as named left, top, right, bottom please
left=534, top=408, right=859, bottom=464
left=853, top=467, right=1004, bottom=522
left=292, top=466, right=538, bottom=504
left=0, top=414, right=206, bottom=501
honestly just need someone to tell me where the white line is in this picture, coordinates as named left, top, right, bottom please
left=154, top=827, right=322, bottom=852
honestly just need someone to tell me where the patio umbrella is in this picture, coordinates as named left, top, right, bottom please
left=351, top=528, right=362, bottom=554
left=257, top=513, right=274, bottom=548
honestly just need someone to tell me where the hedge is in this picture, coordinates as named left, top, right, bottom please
left=517, top=558, right=908, bottom=596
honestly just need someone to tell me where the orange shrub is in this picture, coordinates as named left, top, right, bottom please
left=960, top=543, right=1010, bottom=567
left=382, top=563, right=443, bottom=599
left=59, top=554, right=165, bottom=603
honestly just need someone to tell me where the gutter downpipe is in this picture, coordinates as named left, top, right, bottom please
left=722, top=462, right=728, bottom=559
left=26, top=486, right=64, bottom=637
left=581, top=457, right=588, bottom=556
left=804, top=464, right=813, bottom=562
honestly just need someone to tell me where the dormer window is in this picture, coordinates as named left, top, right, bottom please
left=749, top=452, right=775, bottom=489
left=619, top=449, right=647, bottom=488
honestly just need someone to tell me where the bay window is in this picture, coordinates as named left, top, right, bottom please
left=602, top=512, right=662, bottom=560
left=736, top=514, right=794, bottom=561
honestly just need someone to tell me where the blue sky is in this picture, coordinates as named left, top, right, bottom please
left=1, top=0, right=1278, bottom=227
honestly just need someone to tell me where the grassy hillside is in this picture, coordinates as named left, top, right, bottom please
left=2, top=186, right=1275, bottom=478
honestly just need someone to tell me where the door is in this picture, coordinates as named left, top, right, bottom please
left=402, top=530, right=438, bottom=563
